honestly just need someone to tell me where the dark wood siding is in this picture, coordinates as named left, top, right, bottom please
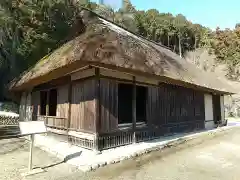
left=70, top=79, right=96, bottom=132
left=100, top=79, right=118, bottom=133
left=213, top=94, right=221, bottom=123
left=147, top=84, right=205, bottom=133
left=146, top=86, right=160, bottom=127
left=99, top=79, right=205, bottom=134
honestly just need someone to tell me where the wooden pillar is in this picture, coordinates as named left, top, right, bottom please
left=37, top=91, right=40, bottom=117
left=37, top=104, right=40, bottom=116
left=46, top=90, right=50, bottom=116
left=67, top=80, right=72, bottom=130
left=45, top=90, right=50, bottom=126
left=132, top=76, right=136, bottom=143
left=95, top=68, right=101, bottom=151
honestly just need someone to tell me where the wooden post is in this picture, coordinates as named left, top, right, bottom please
left=46, top=91, right=50, bottom=125
left=132, top=76, right=136, bottom=143
left=46, top=90, right=50, bottom=116
left=28, top=134, right=34, bottom=171
left=95, top=68, right=101, bottom=152
left=67, top=80, right=72, bottom=130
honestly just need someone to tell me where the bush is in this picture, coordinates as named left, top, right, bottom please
left=0, top=102, right=19, bottom=113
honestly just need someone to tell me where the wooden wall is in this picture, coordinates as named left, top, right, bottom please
left=147, top=84, right=205, bottom=133
left=99, top=79, right=205, bottom=134
left=57, top=85, right=69, bottom=118
left=31, top=78, right=97, bottom=132
left=19, top=91, right=33, bottom=121
left=100, top=79, right=118, bottom=133
left=70, top=78, right=96, bottom=132
left=28, top=74, right=206, bottom=136
left=213, top=94, right=221, bottom=123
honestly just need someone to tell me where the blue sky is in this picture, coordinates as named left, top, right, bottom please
left=91, top=0, right=239, bottom=30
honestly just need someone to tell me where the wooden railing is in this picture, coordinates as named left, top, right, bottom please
left=98, top=131, right=133, bottom=150
left=97, top=120, right=205, bottom=151
left=37, top=116, right=68, bottom=130
left=68, top=136, right=95, bottom=150
left=36, top=116, right=205, bottom=151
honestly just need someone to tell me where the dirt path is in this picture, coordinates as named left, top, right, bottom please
left=1, top=128, right=240, bottom=180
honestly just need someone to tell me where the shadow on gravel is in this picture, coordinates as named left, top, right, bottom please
left=35, top=151, right=82, bottom=170
left=64, top=151, right=82, bottom=162
left=36, top=161, right=65, bottom=170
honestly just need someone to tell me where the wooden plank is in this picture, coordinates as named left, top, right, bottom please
left=100, top=80, right=105, bottom=133
left=109, top=81, right=116, bottom=131
left=71, top=68, right=95, bottom=81
left=19, top=92, right=27, bottom=121
left=132, top=77, right=136, bottom=143
left=105, top=81, right=110, bottom=132
left=67, top=82, right=72, bottom=129
left=34, top=76, right=71, bottom=91
left=57, top=85, right=69, bottom=118
left=99, top=79, right=119, bottom=133
left=112, top=80, right=118, bottom=131
left=79, top=83, right=83, bottom=130
left=103, top=81, right=107, bottom=132
left=46, top=90, right=50, bottom=116
left=70, top=79, right=97, bottom=132
left=70, top=85, right=75, bottom=129
left=95, top=68, right=100, bottom=133
left=31, top=91, right=40, bottom=121
left=100, top=68, right=133, bottom=81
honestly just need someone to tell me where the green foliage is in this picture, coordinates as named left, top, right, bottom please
left=212, top=27, right=240, bottom=80
left=0, top=0, right=92, bottom=100
left=0, top=101, right=18, bottom=113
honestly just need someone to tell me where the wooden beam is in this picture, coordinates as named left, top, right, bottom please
left=132, top=76, right=136, bottom=143
left=34, top=76, right=71, bottom=91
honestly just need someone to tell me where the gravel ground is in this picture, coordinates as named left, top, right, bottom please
left=1, top=127, right=240, bottom=180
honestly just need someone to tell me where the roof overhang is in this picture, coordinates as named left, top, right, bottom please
left=9, top=61, right=236, bottom=95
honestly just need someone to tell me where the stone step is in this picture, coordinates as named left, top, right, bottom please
left=0, top=126, right=20, bottom=138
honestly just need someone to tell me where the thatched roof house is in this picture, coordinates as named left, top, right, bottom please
left=10, top=10, right=235, bottom=94
left=11, top=9, right=234, bottom=151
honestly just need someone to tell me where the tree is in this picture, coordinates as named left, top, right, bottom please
left=122, top=0, right=136, bottom=13
left=0, top=0, right=92, bottom=100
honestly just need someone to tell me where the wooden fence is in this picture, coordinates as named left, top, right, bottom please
left=0, top=116, right=19, bottom=126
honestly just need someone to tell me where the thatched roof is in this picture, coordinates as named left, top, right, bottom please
left=10, top=9, right=236, bottom=94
